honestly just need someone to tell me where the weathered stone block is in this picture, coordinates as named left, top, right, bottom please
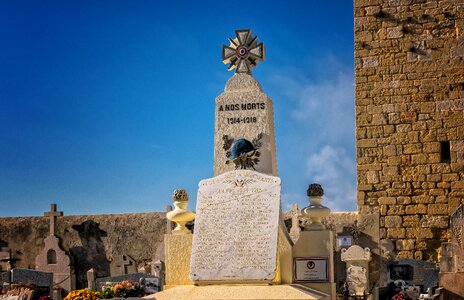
left=406, top=228, right=433, bottom=239
left=428, top=204, right=448, bottom=215
left=402, top=215, right=419, bottom=227
left=387, top=228, right=405, bottom=239
left=385, top=216, right=402, bottom=228
left=397, top=251, right=413, bottom=259
left=412, top=195, right=433, bottom=204
left=405, top=204, right=427, bottom=215
left=387, top=205, right=405, bottom=215
left=361, top=56, right=379, bottom=67
left=420, top=215, right=449, bottom=228
left=378, top=197, right=396, bottom=205
left=414, top=251, right=423, bottom=260
left=396, top=239, right=415, bottom=251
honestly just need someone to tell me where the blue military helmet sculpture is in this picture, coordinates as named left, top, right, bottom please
left=229, top=138, right=256, bottom=160
left=223, top=133, right=263, bottom=170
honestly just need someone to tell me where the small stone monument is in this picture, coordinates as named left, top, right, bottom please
left=292, top=184, right=335, bottom=298
left=110, top=254, right=137, bottom=276
left=86, top=269, right=96, bottom=290
left=341, top=245, right=371, bottom=296
left=35, top=203, right=75, bottom=295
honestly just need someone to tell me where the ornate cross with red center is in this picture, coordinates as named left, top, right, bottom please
left=222, top=29, right=265, bottom=74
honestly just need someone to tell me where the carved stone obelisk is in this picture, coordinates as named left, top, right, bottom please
left=214, top=29, right=277, bottom=176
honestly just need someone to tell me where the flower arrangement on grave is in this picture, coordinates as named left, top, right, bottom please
left=100, top=280, right=136, bottom=298
left=391, top=289, right=416, bottom=300
left=64, top=289, right=102, bottom=300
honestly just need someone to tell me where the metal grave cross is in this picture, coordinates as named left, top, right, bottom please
left=44, top=203, right=63, bottom=236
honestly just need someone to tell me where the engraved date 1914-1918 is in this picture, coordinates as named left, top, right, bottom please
left=227, top=116, right=257, bottom=125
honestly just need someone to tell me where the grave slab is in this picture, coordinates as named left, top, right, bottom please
left=11, top=268, right=52, bottom=288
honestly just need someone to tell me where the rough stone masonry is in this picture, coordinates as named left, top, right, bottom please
left=355, top=0, right=464, bottom=261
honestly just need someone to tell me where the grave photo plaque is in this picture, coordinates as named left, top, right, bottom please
left=293, top=257, right=329, bottom=283
left=190, top=170, right=281, bottom=282
left=389, top=264, right=413, bottom=281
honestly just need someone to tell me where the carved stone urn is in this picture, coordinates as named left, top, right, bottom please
left=301, top=183, right=331, bottom=230
left=166, top=189, right=195, bottom=234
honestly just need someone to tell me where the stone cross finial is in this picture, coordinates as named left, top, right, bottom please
left=222, top=29, right=265, bottom=74
left=44, top=203, right=63, bottom=236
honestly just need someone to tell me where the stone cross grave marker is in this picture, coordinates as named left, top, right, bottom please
left=44, top=203, right=63, bottom=236
left=190, top=169, right=281, bottom=282
left=110, top=254, right=137, bottom=276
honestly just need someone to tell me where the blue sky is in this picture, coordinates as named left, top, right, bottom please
left=0, top=1, right=355, bottom=217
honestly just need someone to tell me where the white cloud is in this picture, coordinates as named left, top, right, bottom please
left=306, top=145, right=357, bottom=211
left=267, top=57, right=357, bottom=212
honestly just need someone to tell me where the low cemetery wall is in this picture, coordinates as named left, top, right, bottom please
left=0, top=212, right=166, bottom=288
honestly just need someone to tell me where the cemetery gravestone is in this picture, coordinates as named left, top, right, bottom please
left=110, top=254, right=137, bottom=276
left=190, top=169, right=281, bottom=282
left=341, top=245, right=371, bottom=296
left=35, top=204, right=75, bottom=293
left=0, top=248, right=16, bottom=272
left=388, top=259, right=438, bottom=293
left=86, top=269, right=96, bottom=290
left=11, top=268, right=53, bottom=290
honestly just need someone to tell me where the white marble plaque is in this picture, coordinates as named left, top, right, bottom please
left=293, top=257, right=329, bottom=282
left=190, top=170, right=281, bottom=282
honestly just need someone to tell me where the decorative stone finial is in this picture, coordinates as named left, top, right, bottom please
left=166, top=189, right=195, bottom=234
left=173, top=189, right=188, bottom=202
left=307, top=183, right=324, bottom=197
left=222, top=29, right=265, bottom=74
left=301, top=183, right=331, bottom=230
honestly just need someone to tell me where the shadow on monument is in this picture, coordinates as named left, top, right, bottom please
left=70, top=220, right=110, bottom=288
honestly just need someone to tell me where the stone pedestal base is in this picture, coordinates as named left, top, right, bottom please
left=292, top=231, right=336, bottom=299
left=149, top=284, right=329, bottom=300
left=164, top=233, right=194, bottom=288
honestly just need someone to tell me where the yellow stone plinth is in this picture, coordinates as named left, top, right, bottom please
left=148, top=284, right=329, bottom=300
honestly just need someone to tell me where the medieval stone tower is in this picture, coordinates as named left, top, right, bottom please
left=355, top=0, right=464, bottom=260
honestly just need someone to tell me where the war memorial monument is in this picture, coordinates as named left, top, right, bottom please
left=1, top=0, right=464, bottom=299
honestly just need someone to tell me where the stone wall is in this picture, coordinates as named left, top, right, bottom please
left=355, top=0, right=464, bottom=261
left=0, top=212, right=166, bottom=287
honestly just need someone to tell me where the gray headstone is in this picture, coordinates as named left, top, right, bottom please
left=389, top=259, right=438, bottom=292
left=11, top=268, right=53, bottom=288
left=0, top=271, right=10, bottom=284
